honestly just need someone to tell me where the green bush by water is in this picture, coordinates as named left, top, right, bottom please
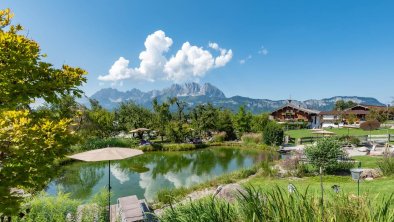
left=12, top=190, right=109, bottom=222
left=241, top=133, right=262, bottom=144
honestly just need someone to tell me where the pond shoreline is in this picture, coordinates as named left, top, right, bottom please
left=56, top=142, right=275, bottom=166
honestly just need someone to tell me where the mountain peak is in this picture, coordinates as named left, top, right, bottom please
left=88, top=84, right=384, bottom=113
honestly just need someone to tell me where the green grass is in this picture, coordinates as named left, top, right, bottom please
left=352, top=156, right=382, bottom=168
left=286, top=128, right=394, bottom=139
left=159, top=184, right=394, bottom=222
left=246, top=175, right=394, bottom=202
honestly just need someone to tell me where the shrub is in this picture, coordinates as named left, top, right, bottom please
left=159, top=185, right=394, bottom=222
left=378, top=153, right=394, bottom=176
left=305, top=138, right=347, bottom=174
left=12, top=190, right=109, bottom=222
left=140, top=143, right=208, bottom=152
left=212, top=132, right=226, bottom=142
left=159, top=197, right=237, bottom=222
left=263, top=121, right=284, bottom=146
left=12, top=192, right=81, bottom=222
left=241, top=133, right=262, bottom=144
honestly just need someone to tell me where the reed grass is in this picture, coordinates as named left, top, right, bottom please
left=159, top=185, right=394, bottom=222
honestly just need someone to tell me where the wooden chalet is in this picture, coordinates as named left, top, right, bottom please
left=270, top=101, right=320, bottom=128
left=319, top=104, right=386, bottom=127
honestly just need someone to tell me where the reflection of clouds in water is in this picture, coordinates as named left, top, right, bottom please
left=111, top=163, right=130, bottom=184
left=138, top=164, right=211, bottom=201
left=165, top=169, right=210, bottom=188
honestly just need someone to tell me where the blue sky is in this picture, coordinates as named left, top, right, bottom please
left=3, top=0, right=394, bottom=103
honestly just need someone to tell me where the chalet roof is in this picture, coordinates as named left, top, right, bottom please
left=271, top=103, right=320, bottom=115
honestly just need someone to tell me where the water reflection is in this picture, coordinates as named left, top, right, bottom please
left=48, top=147, right=276, bottom=203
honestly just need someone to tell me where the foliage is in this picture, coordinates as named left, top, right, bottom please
left=139, top=143, right=208, bottom=152
left=241, top=133, right=263, bottom=144
left=0, top=110, right=77, bottom=216
left=11, top=189, right=109, bottom=222
left=152, top=98, right=172, bottom=141
left=216, top=109, right=236, bottom=140
left=334, top=100, right=358, bottom=111
left=212, top=132, right=226, bottom=142
left=251, top=113, right=270, bottom=132
left=233, top=106, right=252, bottom=136
left=190, top=103, right=219, bottom=138
left=262, top=121, right=284, bottom=146
left=159, top=185, right=394, bottom=222
left=165, top=121, right=192, bottom=143
left=71, top=137, right=139, bottom=153
left=360, top=119, right=381, bottom=131
left=377, top=153, right=394, bottom=176
left=0, top=9, right=86, bottom=216
left=305, top=138, right=346, bottom=173
left=367, top=107, right=394, bottom=123
left=83, top=100, right=118, bottom=138
left=11, top=192, right=80, bottom=222
left=159, top=197, right=236, bottom=222
left=116, top=101, right=153, bottom=132
left=0, top=9, right=86, bottom=109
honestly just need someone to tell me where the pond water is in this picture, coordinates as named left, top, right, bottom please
left=46, top=147, right=275, bottom=203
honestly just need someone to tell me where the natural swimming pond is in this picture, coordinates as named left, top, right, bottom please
left=47, top=147, right=276, bottom=203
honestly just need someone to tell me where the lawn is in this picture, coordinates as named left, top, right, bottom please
left=247, top=155, right=392, bottom=202
left=352, top=156, right=382, bottom=168
left=286, top=128, right=394, bottom=139
left=246, top=175, right=394, bottom=202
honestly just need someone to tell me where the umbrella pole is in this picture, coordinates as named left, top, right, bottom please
left=108, top=160, right=111, bottom=222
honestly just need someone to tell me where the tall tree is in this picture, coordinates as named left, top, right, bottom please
left=116, top=101, right=153, bottom=132
left=217, top=109, right=236, bottom=140
left=0, top=9, right=86, bottom=217
left=233, top=106, right=252, bottom=135
left=334, top=100, right=357, bottom=111
left=152, top=98, right=171, bottom=141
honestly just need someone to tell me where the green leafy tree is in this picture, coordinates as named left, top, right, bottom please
left=262, top=121, right=284, bottom=146
left=165, top=121, right=191, bottom=143
left=0, top=9, right=86, bottom=217
left=251, top=113, right=270, bottom=132
left=334, top=100, right=357, bottom=111
left=233, top=106, right=252, bottom=136
left=217, top=109, right=236, bottom=140
left=116, top=102, right=153, bottom=132
left=305, top=138, right=345, bottom=173
left=152, top=98, right=172, bottom=141
left=84, top=100, right=118, bottom=138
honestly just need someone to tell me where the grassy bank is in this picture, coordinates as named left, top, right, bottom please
left=158, top=185, right=394, bottom=222
left=286, top=128, right=394, bottom=139
left=154, top=154, right=394, bottom=208
left=153, top=158, right=276, bottom=208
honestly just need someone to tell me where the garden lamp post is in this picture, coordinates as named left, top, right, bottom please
left=350, top=168, right=363, bottom=197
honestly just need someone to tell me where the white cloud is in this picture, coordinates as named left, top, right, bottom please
left=239, top=54, right=252, bottom=64
left=258, top=46, right=269, bottom=55
left=98, top=31, right=232, bottom=83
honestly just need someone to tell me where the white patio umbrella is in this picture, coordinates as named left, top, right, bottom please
left=68, top=147, right=144, bottom=221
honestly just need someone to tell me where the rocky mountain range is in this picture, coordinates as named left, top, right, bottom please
left=87, top=82, right=384, bottom=113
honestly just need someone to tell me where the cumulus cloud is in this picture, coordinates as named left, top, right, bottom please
left=98, top=31, right=232, bottom=83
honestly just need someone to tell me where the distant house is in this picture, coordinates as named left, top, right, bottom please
left=319, top=104, right=385, bottom=128
left=270, top=101, right=320, bottom=129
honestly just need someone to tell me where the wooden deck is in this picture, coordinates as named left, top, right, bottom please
left=109, top=195, right=148, bottom=222
left=110, top=204, right=118, bottom=222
